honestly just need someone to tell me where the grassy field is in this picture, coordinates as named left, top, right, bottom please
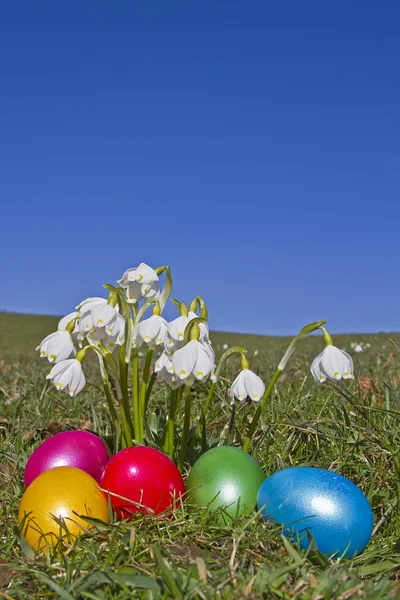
left=2, top=312, right=400, bottom=599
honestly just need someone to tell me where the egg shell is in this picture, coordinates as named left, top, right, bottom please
left=100, top=446, right=185, bottom=519
left=19, top=466, right=109, bottom=551
left=257, top=467, right=374, bottom=558
left=24, top=430, right=110, bottom=487
left=187, top=446, right=265, bottom=520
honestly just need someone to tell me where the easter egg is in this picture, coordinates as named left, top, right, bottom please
left=19, top=466, right=109, bottom=550
left=257, top=467, right=373, bottom=558
left=100, top=446, right=185, bottom=519
left=187, top=446, right=265, bottom=519
left=24, top=430, right=110, bottom=487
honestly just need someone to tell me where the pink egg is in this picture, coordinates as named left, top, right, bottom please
left=24, top=430, right=110, bottom=487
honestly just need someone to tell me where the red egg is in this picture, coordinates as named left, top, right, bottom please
left=100, top=446, right=185, bottom=518
left=24, top=430, right=110, bottom=487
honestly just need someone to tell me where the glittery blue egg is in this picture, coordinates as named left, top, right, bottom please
left=257, top=467, right=373, bottom=558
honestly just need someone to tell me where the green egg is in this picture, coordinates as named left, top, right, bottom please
left=187, top=446, right=265, bottom=519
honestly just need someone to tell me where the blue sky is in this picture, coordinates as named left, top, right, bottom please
left=1, top=1, right=399, bottom=335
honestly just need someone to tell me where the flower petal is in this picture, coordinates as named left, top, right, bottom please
left=172, top=340, right=199, bottom=380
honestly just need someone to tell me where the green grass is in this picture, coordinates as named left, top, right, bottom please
left=2, top=312, right=400, bottom=598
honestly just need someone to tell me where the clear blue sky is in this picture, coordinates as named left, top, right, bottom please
left=1, top=1, right=399, bottom=335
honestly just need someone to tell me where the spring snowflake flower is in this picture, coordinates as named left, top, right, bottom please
left=172, top=340, right=215, bottom=382
left=165, top=316, right=190, bottom=349
left=57, top=312, right=78, bottom=331
left=137, top=315, right=168, bottom=347
left=230, top=369, right=265, bottom=402
left=36, top=331, right=76, bottom=363
left=154, top=349, right=175, bottom=375
left=310, top=346, right=354, bottom=383
left=77, top=304, right=123, bottom=342
left=75, top=297, right=107, bottom=317
left=46, top=359, right=86, bottom=397
left=156, top=370, right=183, bottom=389
left=118, top=263, right=159, bottom=304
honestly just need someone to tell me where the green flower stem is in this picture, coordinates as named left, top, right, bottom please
left=241, top=319, right=328, bottom=452
left=119, top=345, right=133, bottom=438
left=144, top=372, right=157, bottom=413
left=102, top=357, right=133, bottom=448
left=189, top=381, right=215, bottom=450
left=132, top=348, right=142, bottom=442
left=164, top=388, right=179, bottom=459
left=139, top=347, right=153, bottom=439
left=102, top=375, right=131, bottom=449
left=178, top=386, right=192, bottom=471
left=242, top=368, right=282, bottom=452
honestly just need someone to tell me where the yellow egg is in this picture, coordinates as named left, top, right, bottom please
left=18, top=466, right=109, bottom=550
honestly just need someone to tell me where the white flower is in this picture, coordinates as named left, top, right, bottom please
left=165, top=316, right=190, bottom=349
left=46, top=359, right=86, bottom=397
left=104, top=312, right=125, bottom=338
left=36, top=331, right=76, bottom=363
left=156, top=370, right=183, bottom=389
left=310, top=345, right=354, bottom=383
left=172, top=340, right=215, bottom=382
left=137, top=315, right=168, bottom=347
left=222, top=344, right=228, bottom=350
left=154, top=349, right=175, bottom=374
left=91, top=304, right=118, bottom=329
left=77, top=304, right=123, bottom=343
left=118, top=263, right=159, bottom=304
left=230, top=369, right=265, bottom=402
left=354, top=344, right=364, bottom=353
left=57, top=312, right=78, bottom=331
left=75, top=297, right=107, bottom=317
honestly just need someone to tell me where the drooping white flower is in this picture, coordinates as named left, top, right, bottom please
left=230, top=369, right=265, bottom=402
left=104, top=312, right=125, bottom=338
left=156, top=370, right=183, bottom=390
left=36, top=331, right=76, bottom=363
left=118, top=263, right=159, bottom=304
left=75, top=297, right=107, bottom=317
left=46, top=359, right=86, bottom=397
left=57, top=312, right=78, bottom=332
left=165, top=316, right=190, bottom=349
left=137, top=315, right=168, bottom=347
left=172, top=340, right=215, bottom=382
left=90, top=304, right=118, bottom=329
left=310, top=345, right=354, bottom=383
left=154, top=349, right=175, bottom=375
left=77, top=304, right=123, bottom=343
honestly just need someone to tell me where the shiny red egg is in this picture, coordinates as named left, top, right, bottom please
left=100, top=446, right=185, bottom=519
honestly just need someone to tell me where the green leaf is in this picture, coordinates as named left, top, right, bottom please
left=358, top=560, right=399, bottom=576
left=158, top=265, right=172, bottom=313
left=191, top=295, right=208, bottom=320
left=13, top=525, right=35, bottom=560
left=170, top=298, right=182, bottom=312
left=296, top=319, right=327, bottom=340
left=35, top=573, right=76, bottom=600
left=152, top=545, right=183, bottom=598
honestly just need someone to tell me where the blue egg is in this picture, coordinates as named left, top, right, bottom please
left=257, top=467, right=373, bottom=558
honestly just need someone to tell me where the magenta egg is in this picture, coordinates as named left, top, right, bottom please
left=24, top=430, right=110, bottom=487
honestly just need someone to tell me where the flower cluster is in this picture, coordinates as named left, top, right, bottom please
left=36, top=262, right=356, bottom=457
